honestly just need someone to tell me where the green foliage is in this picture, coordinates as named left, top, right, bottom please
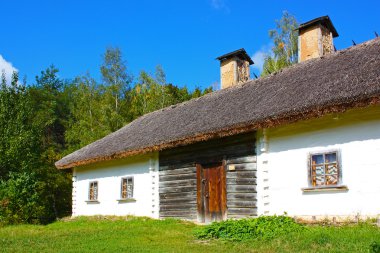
left=0, top=172, right=47, bottom=224
left=262, top=11, right=299, bottom=77
left=64, top=74, right=111, bottom=152
left=370, top=241, right=380, bottom=253
left=0, top=78, right=41, bottom=179
left=100, top=46, right=133, bottom=131
left=0, top=68, right=72, bottom=225
left=195, top=215, right=304, bottom=241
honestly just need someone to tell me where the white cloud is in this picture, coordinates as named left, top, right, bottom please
left=251, top=45, right=272, bottom=73
left=0, top=55, right=18, bottom=85
left=210, top=0, right=230, bottom=12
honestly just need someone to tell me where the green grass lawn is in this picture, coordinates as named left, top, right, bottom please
left=0, top=216, right=379, bottom=253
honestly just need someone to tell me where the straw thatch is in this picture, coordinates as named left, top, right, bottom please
left=56, top=38, right=380, bottom=169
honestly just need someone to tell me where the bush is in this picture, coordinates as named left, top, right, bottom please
left=370, top=241, right=380, bottom=253
left=0, top=172, right=48, bottom=224
left=195, top=215, right=304, bottom=241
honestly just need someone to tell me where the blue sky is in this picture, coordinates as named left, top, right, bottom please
left=1, top=0, right=379, bottom=89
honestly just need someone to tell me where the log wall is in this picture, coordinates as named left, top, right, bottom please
left=159, top=132, right=257, bottom=220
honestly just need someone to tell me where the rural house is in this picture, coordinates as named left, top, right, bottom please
left=56, top=16, right=380, bottom=223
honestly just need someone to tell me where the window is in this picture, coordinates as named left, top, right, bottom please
left=88, top=181, right=98, bottom=201
left=120, top=177, right=133, bottom=199
left=310, top=151, right=340, bottom=187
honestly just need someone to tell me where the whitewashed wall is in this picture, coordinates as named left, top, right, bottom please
left=72, top=153, right=159, bottom=218
left=257, top=105, right=380, bottom=218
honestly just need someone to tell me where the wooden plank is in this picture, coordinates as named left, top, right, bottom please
left=159, top=173, right=196, bottom=182
left=226, top=178, right=257, bottom=185
left=228, top=208, right=258, bottom=215
left=160, top=192, right=196, bottom=199
left=227, top=185, right=256, bottom=193
left=160, top=203, right=196, bottom=211
left=227, top=193, right=257, bottom=200
left=226, top=171, right=257, bottom=179
left=158, top=162, right=195, bottom=173
left=226, top=163, right=257, bottom=171
left=159, top=179, right=196, bottom=188
left=160, top=198, right=196, bottom=204
left=227, top=201, right=257, bottom=208
left=226, top=156, right=257, bottom=164
left=159, top=186, right=196, bottom=194
left=159, top=167, right=196, bottom=175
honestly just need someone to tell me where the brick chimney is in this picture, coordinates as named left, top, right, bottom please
left=216, top=49, right=254, bottom=89
left=297, top=16, right=339, bottom=62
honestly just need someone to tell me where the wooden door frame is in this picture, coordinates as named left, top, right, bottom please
left=196, top=161, right=227, bottom=223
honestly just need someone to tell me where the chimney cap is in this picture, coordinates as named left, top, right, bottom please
left=297, top=15, right=339, bottom=38
left=216, top=48, right=254, bottom=65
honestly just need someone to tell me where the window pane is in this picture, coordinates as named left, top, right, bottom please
left=325, top=153, right=337, bottom=163
left=315, top=165, right=324, bottom=175
left=326, top=164, right=338, bottom=175
left=326, top=175, right=338, bottom=185
left=312, top=154, right=324, bottom=165
left=315, top=175, right=325, bottom=186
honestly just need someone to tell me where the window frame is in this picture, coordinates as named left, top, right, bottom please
left=120, top=177, right=134, bottom=200
left=306, top=149, right=344, bottom=189
left=88, top=181, right=99, bottom=201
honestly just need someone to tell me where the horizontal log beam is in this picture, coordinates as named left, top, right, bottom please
left=227, top=185, right=256, bottom=193
left=159, top=167, right=196, bottom=175
left=159, top=173, right=196, bottom=182
left=226, top=178, right=257, bottom=185
left=159, top=179, right=196, bottom=188
left=160, top=192, right=196, bottom=199
left=227, top=193, right=257, bottom=200
left=226, top=171, right=257, bottom=179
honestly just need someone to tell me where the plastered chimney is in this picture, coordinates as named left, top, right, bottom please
left=297, top=16, right=339, bottom=62
left=216, top=49, right=254, bottom=89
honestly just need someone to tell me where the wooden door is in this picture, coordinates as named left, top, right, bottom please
left=197, top=163, right=227, bottom=223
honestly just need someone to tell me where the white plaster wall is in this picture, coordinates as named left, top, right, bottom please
left=261, top=106, right=380, bottom=218
left=72, top=153, right=159, bottom=218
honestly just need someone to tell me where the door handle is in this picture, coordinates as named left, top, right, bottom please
left=202, top=179, right=206, bottom=184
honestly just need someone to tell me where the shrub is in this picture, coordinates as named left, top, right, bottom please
left=195, top=215, right=304, bottom=241
left=370, top=241, right=380, bottom=253
left=0, top=172, right=47, bottom=224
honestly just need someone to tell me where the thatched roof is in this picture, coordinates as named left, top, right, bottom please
left=56, top=38, right=380, bottom=169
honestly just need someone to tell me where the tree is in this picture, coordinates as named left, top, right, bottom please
left=65, top=74, right=110, bottom=152
left=155, top=65, right=167, bottom=108
left=100, top=47, right=133, bottom=131
left=0, top=72, right=41, bottom=179
left=262, top=11, right=299, bottom=76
